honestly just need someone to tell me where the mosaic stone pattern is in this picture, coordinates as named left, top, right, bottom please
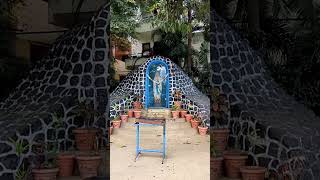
left=110, top=56, right=210, bottom=125
left=210, top=10, right=320, bottom=179
left=0, top=3, right=110, bottom=179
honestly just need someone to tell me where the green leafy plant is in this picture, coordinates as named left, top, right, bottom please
left=33, top=142, right=58, bottom=169
left=247, top=129, right=266, bottom=154
left=15, top=164, right=29, bottom=180
left=9, top=138, right=29, bottom=156
left=173, top=90, right=182, bottom=101
left=113, top=115, right=120, bottom=121
left=51, top=113, right=64, bottom=129
left=72, top=98, right=102, bottom=128
left=171, top=104, right=178, bottom=111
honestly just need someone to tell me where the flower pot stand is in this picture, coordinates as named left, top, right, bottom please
left=134, top=117, right=166, bottom=164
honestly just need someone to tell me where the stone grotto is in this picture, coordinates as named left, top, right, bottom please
left=109, top=56, right=210, bottom=125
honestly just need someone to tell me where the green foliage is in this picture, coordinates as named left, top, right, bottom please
left=33, top=142, right=58, bottom=169
left=51, top=113, right=64, bottom=129
left=72, top=98, right=102, bottom=128
left=153, top=31, right=188, bottom=66
left=171, top=104, right=178, bottom=111
left=9, top=138, right=29, bottom=156
left=15, top=164, right=29, bottom=180
left=111, top=0, right=140, bottom=39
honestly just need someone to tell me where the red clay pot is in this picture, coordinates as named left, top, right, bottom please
left=210, top=157, right=223, bottom=180
left=198, top=126, right=208, bottom=135
left=174, top=101, right=182, bottom=109
left=190, top=119, right=200, bottom=128
left=180, top=110, right=188, bottom=118
left=76, top=155, right=102, bottom=179
left=57, top=153, right=75, bottom=177
left=112, top=120, right=121, bottom=128
left=185, top=114, right=193, bottom=122
left=32, top=168, right=59, bottom=180
left=128, top=110, right=134, bottom=118
left=240, top=166, right=266, bottom=180
left=171, top=111, right=180, bottom=118
left=134, top=110, right=142, bottom=118
left=223, top=150, right=248, bottom=178
left=120, top=114, right=128, bottom=122
left=73, top=128, right=98, bottom=151
left=133, top=101, right=142, bottom=109
left=211, top=128, right=230, bottom=152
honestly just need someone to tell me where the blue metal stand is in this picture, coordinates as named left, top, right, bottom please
left=134, top=119, right=166, bottom=164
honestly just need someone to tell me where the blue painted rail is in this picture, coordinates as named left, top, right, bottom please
left=134, top=118, right=166, bottom=164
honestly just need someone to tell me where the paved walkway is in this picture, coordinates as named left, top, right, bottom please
left=110, top=118, right=210, bottom=180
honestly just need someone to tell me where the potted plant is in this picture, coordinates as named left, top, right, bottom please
left=223, top=135, right=248, bottom=178
left=72, top=99, right=101, bottom=151
left=76, top=151, right=102, bottom=179
left=211, top=88, right=230, bottom=152
left=133, top=95, right=142, bottom=109
left=198, top=120, right=208, bottom=136
left=180, top=109, right=188, bottom=118
left=190, top=116, right=201, bottom=129
left=120, top=110, right=129, bottom=122
left=32, top=142, right=59, bottom=180
left=128, top=109, right=134, bottom=118
left=240, top=130, right=267, bottom=180
left=112, top=115, right=121, bottom=128
left=210, top=140, right=223, bottom=180
left=51, top=113, right=75, bottom=177
left=10, top=138, right=30, bottom=180
left=171, top=104, right=180, bottom=118
left=173, top=90, right=182, bottom=109
left=134, top=109, right=142, bottom=118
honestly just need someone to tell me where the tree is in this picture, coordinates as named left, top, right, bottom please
left=111, top=0, right=140, bottom=48
left=148, top=0, right=209, bottom=73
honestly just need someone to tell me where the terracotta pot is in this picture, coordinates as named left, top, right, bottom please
left=120, top=114, right=128, bottom=122
left=174, top=101, right=182, bottom=109
left=76, top=155, right=102, bottom=179
left=73, top=128, right=98, bottom=151
left=190, top=119, right=200, bottom=129
left=134, top=110, right=142, bottom=118
left=109, top=126, right=113, bottom=136
left=210, top=157, right=223, bottom=180
left=180, top=110, right=188, bottom=118
left=198, top=126, right=208, bottom=135
left=240, top=166, right=266, bottom=180
left=128, top=110, right=134, bottom=118
left=133, top=101, right=142, bottom=109
left=57, top=154, right=75, bottom=177
left=112, top=120, right=121, bottom=128
left=171, top=111, right=180, bottom=118
left=223, top=150, right=248, bottom=178
left=211, top=128, right=230, bottom=152
left=185, top=114, right=193, bottom=122
left=32, top=168, right=59, bottom=180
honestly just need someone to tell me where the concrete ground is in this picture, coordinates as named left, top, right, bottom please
left=110, top=118, right=210, bottom=180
